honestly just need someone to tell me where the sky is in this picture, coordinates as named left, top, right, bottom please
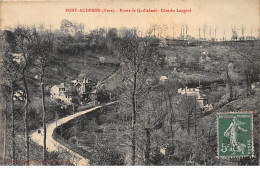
left=0, top=0, right=259, bottom=39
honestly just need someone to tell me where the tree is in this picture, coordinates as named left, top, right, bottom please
left=231, top=27, right=238, bottom=41
left=176, top=95, right=198, bottom=137
left=161, top=24, right=168, bottom=38
left=1, top=30, right=23, bottom=165
left=203, top=25, right=207, bottom=40
left=117, top=30, right=160, bottom=165
left=240, top=26, right=245, bottom=41
left=185, top=25, right=189, bottom=40
left=150, top=24, right=157, bottom=38
left=30, top=30, right=55, bottom=165
left=73, top=22, right=85, bottom=41
left=106, top=28, right=118, bottom=54
left=12, top=26, right=36, bottom=165
left=60, top=19, right=74, bottom=35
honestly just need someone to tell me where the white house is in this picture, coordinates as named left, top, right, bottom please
left=12, top=53, right=25, bottom=64
left=50, top=83, right=72, bottom=104
left=178, top=87, right=213, bottom=110
left=13, top=90, right=25, bottom=101
left=160, top=76, right=168, bottom=83
left=178, top=87, right=200, bottom=97
left=99, top=56, right=106, bottom=64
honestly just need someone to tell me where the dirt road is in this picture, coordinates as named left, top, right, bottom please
left=30, top=105, right=102, bottom=166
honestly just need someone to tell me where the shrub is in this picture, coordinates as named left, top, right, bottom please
left=90, top=145, right=125, bottom=165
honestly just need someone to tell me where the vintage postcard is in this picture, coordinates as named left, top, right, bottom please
left=0, top=0, right=259, bottom=166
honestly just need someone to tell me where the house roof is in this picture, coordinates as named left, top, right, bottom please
left=88, top=89, right=97, bottom=94
left=75, top=82, right=82, bottom=87
left=52, top=84, right=65, bottom=89
left=71, top=80, right=78, bottom=84
left=12, top=53, right=23, bottom=57
left=160, top=76, right=168, bottom=80
left=197, top=93, right=208, bottom=99
left=63, top=91, right=72, bottom=96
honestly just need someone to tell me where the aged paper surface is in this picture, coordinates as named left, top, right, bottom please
left=0, top=0, right=259, bottom=166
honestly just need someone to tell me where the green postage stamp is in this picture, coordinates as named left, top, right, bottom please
left=217, top=112, right=254, bottom=158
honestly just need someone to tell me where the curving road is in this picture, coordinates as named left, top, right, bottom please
left=30, top=105, right=102, bottom=166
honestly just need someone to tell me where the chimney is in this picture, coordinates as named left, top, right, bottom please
left=61, top=83, right=65, bottom=87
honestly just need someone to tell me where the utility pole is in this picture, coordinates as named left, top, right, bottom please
left=185, top=25, right=188, bottom=40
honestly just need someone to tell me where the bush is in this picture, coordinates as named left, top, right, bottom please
left=90, top=146, right=125, bottom=165
left=97, top=89, right=110, bottom=103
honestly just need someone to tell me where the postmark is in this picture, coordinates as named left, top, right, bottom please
left=217, top=112, right=254, bottom=158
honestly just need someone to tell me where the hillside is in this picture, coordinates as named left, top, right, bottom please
left=26, top=52, right=119, bottom=106
left=158, top=40, right=260, bottom=86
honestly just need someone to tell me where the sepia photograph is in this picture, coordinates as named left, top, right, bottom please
left=0, top=0, right=259, bottom=166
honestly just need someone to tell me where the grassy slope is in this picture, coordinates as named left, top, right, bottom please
left=159, top=41, right=260, bottom=85
left=27, top=53, right=119, bottom=108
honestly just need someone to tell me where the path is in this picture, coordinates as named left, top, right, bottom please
left=30, top=105, right=102, bottom=166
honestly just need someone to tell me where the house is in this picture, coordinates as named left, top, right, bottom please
left=71, top=77, right=94, bottom=96
left=88, top=89, right=97, bottom=105
left=178, top=87, right=213, bottom=110
left=12, top=53, right=25, bottom=64
left=251, top=82, right=260, bottom=90
left=13, top=90, right=25, bottom=101
left=99, top=56, right=106, bottom=64
left=59, top=91, right=73, bottom=104
left=71, top=77, right=99, bottom=104
left=50, top=83, right=65, bottom=99
left=204, top=104, right=213, bottom=111
left=50, top=83, right=72, bottom=104
left=160, top=76, right=168, bottom=83
left=178, top=87, right=200, bottom=97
